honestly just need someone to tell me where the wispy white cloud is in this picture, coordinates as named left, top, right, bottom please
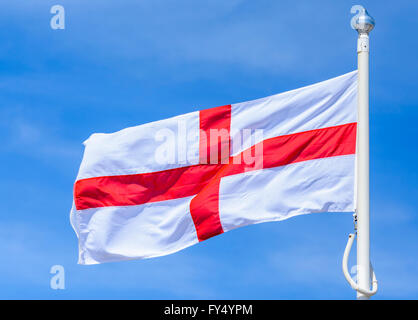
left=0, top=105, right=81, bottom=166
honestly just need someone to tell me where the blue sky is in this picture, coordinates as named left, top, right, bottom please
left=0, top=0, right=417, bottom=299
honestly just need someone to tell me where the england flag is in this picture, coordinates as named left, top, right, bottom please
left=71, top=71, right=357, bottom=265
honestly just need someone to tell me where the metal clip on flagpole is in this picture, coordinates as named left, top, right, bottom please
left=342, top=5, right=378, bottom=299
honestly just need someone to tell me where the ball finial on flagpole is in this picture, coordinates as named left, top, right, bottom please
left=351, top=5, right=375, bottom=34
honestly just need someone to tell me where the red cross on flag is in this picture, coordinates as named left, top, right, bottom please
left=71, top=71, right=358, bottom=265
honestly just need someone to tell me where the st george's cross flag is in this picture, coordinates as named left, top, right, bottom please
left=71, top=71, right=357, bottom=265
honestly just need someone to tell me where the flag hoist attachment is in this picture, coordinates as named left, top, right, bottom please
left=342, top=232, right=378, bottom=296
left=342, top=5, right=378, bottom=299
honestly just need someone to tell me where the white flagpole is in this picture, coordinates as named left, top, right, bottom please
left=351, top=5, right=375, bottom=300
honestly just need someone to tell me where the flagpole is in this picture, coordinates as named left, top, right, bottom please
left=351, top=5, right=375, bottom=300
